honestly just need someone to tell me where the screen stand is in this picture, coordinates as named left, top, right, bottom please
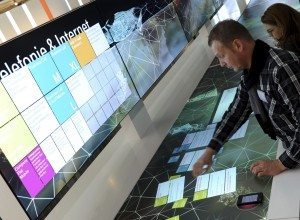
left=127, top=100, right=152, bottom=138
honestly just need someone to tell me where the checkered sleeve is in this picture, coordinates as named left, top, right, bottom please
left=208, top=83, right=252, bottom=152
left=273, top=60, right=300, bottom=168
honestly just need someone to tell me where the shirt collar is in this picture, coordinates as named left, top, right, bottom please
left=243, top=39, right=270, bottom=91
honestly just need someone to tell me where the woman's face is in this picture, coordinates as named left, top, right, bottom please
left=264, top=23, right=283, bottom=40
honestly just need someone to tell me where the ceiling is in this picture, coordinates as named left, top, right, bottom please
left=0, top=0, right=29, bottom=14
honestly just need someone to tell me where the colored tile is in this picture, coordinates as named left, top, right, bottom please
left=95, top=108, right=107, bottom=126
left=103, top=83, right=114, bottom=99
left=96, top=90, right=108, bottom=106
left=45, top=83, right=77, bottom=124
left=193, top=190, right=208, bottom=201
left=85, top=23, right=110, bottom=56
left=87, top=115, right=100, bottom=134
left=83, top=63, right=96, bottom=80
left=169, top=175, right=181, bottom=180
left=89, top=76, right=102, bottom=93
left=0, top=83, right=18, bottom=127
left=69, top=32, right=96, bottom=67
left=90, top=58, right=102, bottom=74
left=40, top=137, right=66, bottom=173
left=22, top=98, right=59, bottom=143
left=66, top=70, right=94, bottom=107
left=97, top=53, right=109, bottom=69
left=166, top=216, right=180, bottom=220
left=154, top=196, right=168, bottom=207
left=102, top=101, right=114, bottom=118
left=0, top=116, right=37, bottom=166
left=62, top=118, right=84, bottom=151
left=110, top=78, right=121, bottom=93
left=168, top=156, right=180, bottom=164
left=89, top=96, right=101, bottom=113
left=28, top=53, right=63, bottom=95
left=176, top=165, right=189, bottom=173
left=80, top=102, right=93, bottom=121
left=180, top=144, right=190, bottom=151
left=51, top=127, right=75, bottom=162
left=97, top=70, right=109, bottom=88
left=14, top=157, right=44, bottom=197
left=71, top=111, right=92, bottom=142
left=104, top=49, right=115, bottom=65
left=109, top=95, right=120, bottom=111
left=103, top=65, right=115, bottom=81
left=172, top=198, right=188, bottom=209
left=50, top=42, right=80, bottom=80
left=28, top=146, right=55, bottom=185
left=1, top=66, right=42, bottom=112
left=172, top=147, right=181, bottom=155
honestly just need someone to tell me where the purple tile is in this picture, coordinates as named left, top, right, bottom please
left=14, top=157, right=44, bottom=197
left=28, top=146, right=55, bottom=185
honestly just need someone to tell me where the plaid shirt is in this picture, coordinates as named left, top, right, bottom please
left=208, top=42, right=300, bottom=169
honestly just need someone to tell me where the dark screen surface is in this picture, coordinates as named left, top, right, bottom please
left=115, top=0, right=300, bottom=219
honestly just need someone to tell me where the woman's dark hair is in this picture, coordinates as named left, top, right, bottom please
left=261, top=3, right=300, bottom=52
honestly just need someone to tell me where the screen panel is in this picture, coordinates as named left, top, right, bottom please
left=115, top=58, right=277, bottom=220
left=173, top=0, right=225, bottom=40
left=95, top=0, right=173, bottom=43
left=0, top=2, right=139, bottom=219
left=115, top=3, right=188, bottom=97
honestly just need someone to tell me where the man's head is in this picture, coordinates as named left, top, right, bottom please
left=208, top=19, right=255, bottom=71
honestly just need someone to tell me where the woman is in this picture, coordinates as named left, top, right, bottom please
left=261, top=3, right=300, bottom=54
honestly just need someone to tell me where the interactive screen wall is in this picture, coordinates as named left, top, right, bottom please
left=0, top=3, right=139, bottom=219
left=0, top=0, right=225, bottom=219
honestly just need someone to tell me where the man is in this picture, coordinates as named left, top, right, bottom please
left=192, top=19, right=300, bottom=177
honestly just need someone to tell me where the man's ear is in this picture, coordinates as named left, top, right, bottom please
left=232, top=39, right=243, bottom=52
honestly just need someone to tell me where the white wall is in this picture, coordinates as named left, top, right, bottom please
left=0, top=0, right=91, bottom=44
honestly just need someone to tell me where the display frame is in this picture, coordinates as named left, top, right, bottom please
left=0, top=2, right=140, bottom=219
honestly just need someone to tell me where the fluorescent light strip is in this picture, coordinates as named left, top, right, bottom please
left=22, top=4, right=37, bottom=28
left=0, top=29, right=6, bottom=42
left=5, top=11, right=22, bottom=35
left=78, top=0, right=83, bottom=6
left=64, top=0, right=72, bottom=10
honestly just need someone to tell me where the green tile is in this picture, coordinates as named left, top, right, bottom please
left=154, top=196, right=168, bottom=207
left=166, top=215, right=180, bottom=220
left=169, top=175, right=181, bottom=180
left=172, top=198, right=188, bottom=209
left=193, top=190, right=208, bottom=201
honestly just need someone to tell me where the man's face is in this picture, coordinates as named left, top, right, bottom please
left=211, top=40, right=245, bottom=72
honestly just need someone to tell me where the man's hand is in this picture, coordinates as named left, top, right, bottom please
left=192, top=148, right=215, bottom=177
left=250, top=159, right=287, bottom=177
